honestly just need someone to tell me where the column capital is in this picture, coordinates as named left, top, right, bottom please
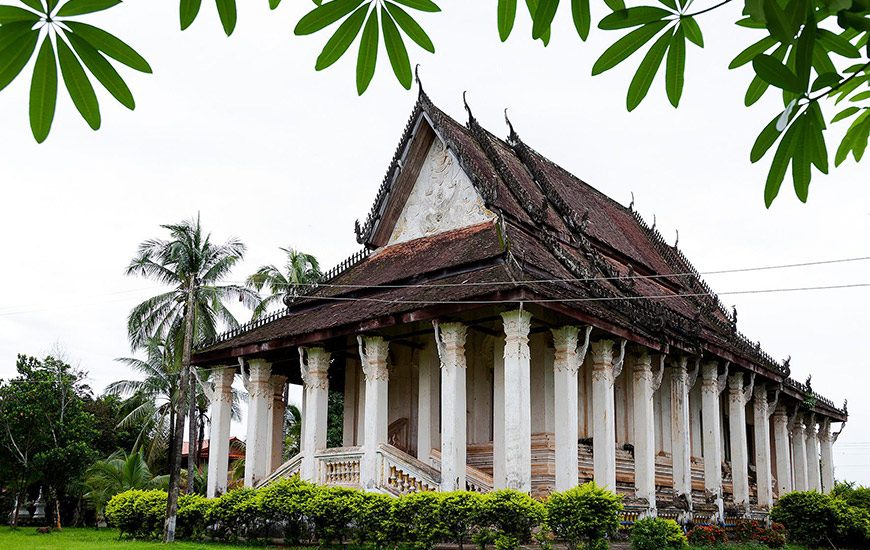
left=632, top=350, right=653, bottom=381
left=753, top=382, right=768, bottom=408
left=248, top=359, right=272, bottom=399
left=590, top=339, right=615, bottom=367
left=552, top=326, right=580, bottom=374
left=792, top=415, right=806, bottom=436
left=270, top=375, right=288, bottom=396
left=772, top=405, right=789, bottom=425
left=359, top=336, right=390, bottom=382
left=701, top=361, right=719, bottom=393
left=501, top=309, right=532, bottom=337
left=728, top=372, right=744, bottom=401
left=669, top=356, right=689, bottom=384
left=300, top=347, right=331, bottom=390
left=435, top=321, right=467, bottom=372
left=213, top=366, right=236, bottom=388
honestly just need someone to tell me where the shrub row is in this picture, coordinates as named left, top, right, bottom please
left=771, top=490, right=870, bottom=548
left=106, top=480, right=623, bottom=549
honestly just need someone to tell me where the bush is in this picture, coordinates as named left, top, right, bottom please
left=305, top=486, right=363, bottom=545
left=733, top=519, right=762, bottom=543
left=104, top=489, right=144, bottom=537
left=177, top=494, right=212, bottom=539
left=355, top=492, right=395, bottom=548
left=832, top=481, right=870, bottom=513
left=756, top=526, right=786, bottom=549
left=205, top=487, right=259, bottom=541
left=438, top=491, right=484, bottom=549
left=391, top=491, right=443, bottom=550
left=630, top=518, right=687, bottom=550
left=771, top=490, right=870, bottom=548
left=133, top=489, right=167, bottom=538
left=686, top=525, right=727, bottom=546
left=480, top=489, right=545, bottom=544
left=545, top=483, right=623, bottom=550
left=258, top=478, right=315, bottom=543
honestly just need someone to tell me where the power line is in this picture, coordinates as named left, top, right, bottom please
left=289, top=282, right=870, bottom=306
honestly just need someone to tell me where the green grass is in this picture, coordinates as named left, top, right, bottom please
left=0, top=527, right=282, bottom=549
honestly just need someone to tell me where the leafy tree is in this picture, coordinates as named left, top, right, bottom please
left=81, top=393, right=142, bottom=459
left=0, top=354, right=98, bottom=529
left=125, top=215, right=257, bottom=542
left=246, top=246, right=322, bottom=319
left=283, top=402, right=303, bottom=459
left=2, top=0, right=870, bottom=206
left=327, top=390, right=344, bottom=448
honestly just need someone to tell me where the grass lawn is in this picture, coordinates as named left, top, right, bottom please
left=0, top=527, right=283, bottom=550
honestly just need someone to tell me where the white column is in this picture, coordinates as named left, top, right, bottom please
left=270, top=375, right=287, bottom=473
left=728, top=372, right=750, bottom=510
left=493, top=337, right=506, bottom=489
left=300, top=348, right=331, bottom=482
left=244, top=359, right=272, bottom=487
left=206, top=367, right=234, bottom=498
left=360, top=336, right=389, bottom=490
left=700, top=362, right=724, bottom=513
left=590, top=340, right=619, bottom=491
left=670, top=358, right=692, bottom=504
left=772, top=406, right=792, bottom=496
left=753, top=383, right=773, bottom=508
left=417, top=341, right=433, bottom=463
left=551, top=327, right=584, bottom=492
left=501, top=309, right=532, bottom=492
left=805, top=415, right=822, bottom=492
left=820, top=419, right=835, bottom=494
left=632, top=350, right=657, bottom=513
left=437, top=322, right=468, bottom=491
left=791, top=415, right=808, bottom=491
left=343, top=359, right=357, bottom=446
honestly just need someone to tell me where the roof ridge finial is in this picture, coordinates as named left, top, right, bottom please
left=463, top=90, right=474, bottom=122
left=415, top=64, right=423, bottom=91
left=504, top=108, right=519, bottom=144
left=675, top=229, right=679, bottom=248
left=629, top=192, right=635, bottom=211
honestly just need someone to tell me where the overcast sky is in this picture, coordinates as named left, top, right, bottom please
left=0, top=2, right=867, bottom=483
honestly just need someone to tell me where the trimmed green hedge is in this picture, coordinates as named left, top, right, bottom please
left=105, top=479, right=623, bottom=548
left=771, top=490, right=870, bottom=548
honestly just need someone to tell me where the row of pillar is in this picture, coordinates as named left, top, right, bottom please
left=203, top=309, right=839, bottom=510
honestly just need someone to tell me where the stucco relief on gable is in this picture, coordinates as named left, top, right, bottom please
left=388, top=138, right=495, bottom=246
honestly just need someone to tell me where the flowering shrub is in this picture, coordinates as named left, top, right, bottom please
left=756, top=526, right=786, bottom=548
left=733, top=519, right=762, bottom=543
left=686, top=525, right=727, bottom=546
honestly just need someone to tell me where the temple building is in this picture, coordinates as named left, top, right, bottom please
left=191, top=90, right=847, bottom=524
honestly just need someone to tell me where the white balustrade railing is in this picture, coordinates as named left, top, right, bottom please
left=316, top=447, right=364, bottom=488
left=379, top=443, right=440, bottom=496
left=259, top=452, right=303, bottom=487
left=430, top=448, right=493, bottom=494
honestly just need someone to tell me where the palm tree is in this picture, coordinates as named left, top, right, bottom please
left=82, top=451, right=165, bottom=526
left=108, top=339, right=243, bottom=467
left=246, top=246, right=321, bottom=319
left=125, top=215, right=257, bottom=542
left=283, top=403, right=303, bottom=459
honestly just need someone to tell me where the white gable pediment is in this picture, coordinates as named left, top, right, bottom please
left=388, top=137, right=495, bottom=246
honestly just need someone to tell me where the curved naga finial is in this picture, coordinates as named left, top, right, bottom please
left=675, top=229, right=680, bottom=248
left=767, top=384, right=781, bottom=418
left=238, top=357, right=250, bottom=392
left=463, top=90, right=474, bottom=121
left=743, top=372, right=756, bottom=403
left=504, top=108, right=518, bottom=143
left=414, top=64, right=423, bottom=91
left=611, top=339, right=627, bottom=385
left=629, top=192, right=635, bottom=211
left=687, top=357, right=700, bottom=389
left=575, top=325, right=593, bottom=369
left=717, top=361, right=730, bottom=395
left=652, top=348, right=667, bottom=391
left=806, top=374, right=813, bottom=393
left=782, top=355, right=792, bottom=377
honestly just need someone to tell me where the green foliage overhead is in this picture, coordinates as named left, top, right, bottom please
left=1, top=0, right=869, bottom=205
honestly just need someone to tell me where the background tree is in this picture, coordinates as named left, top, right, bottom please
left=0, top=354, right=98, bottom=529
left=81, top=394, right=143, bottom=459
left=246, top=246, right=322, bottom=319
left=82, top=450, right=165, bottom=526
left=125, top=215, right=257, bottom=542
left=1, top=0, right=869, bottom=206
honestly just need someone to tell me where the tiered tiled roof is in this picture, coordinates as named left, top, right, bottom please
left=193, top=91, right=845, bottom=420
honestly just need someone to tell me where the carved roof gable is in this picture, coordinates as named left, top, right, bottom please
left=387, top=137, right=496, bottom=246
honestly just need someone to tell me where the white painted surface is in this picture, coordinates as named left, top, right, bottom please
left=753, top=383, right=773, bottom=508
left=632, top=352, right=656, bottom=510
left=501, top=309, right=532, bottom=492
left=270, top=375, right=287, bottom=473
left=728, top=373, right=750, bottom=509
left=700, top=362, right=723, bottom=506
left=806, top=419, right=822, bottom=492
left=820, top=420, right=835, bottom=494
left=301, top=348, right=330, bottom=482
left=438, top=322, right=468, bottom=491
left=670, top=359, right=692, bottom=501
left=591, top=340, right=616, bottom=491
left=206, top=367, right=235, bottom=498
left=792, top=416, right=808, bottom=491
left=772, top=406, right=792, bottom=496
left=552, top=327, right=581, bottom=492
left=361, top=337, right=390, bottom=489
left=493, top=337, right=506, bottom=489
left=244, top=359, right=272, bottom=487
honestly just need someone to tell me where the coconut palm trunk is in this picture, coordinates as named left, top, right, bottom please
left=163, top=286, right=194, bottom=543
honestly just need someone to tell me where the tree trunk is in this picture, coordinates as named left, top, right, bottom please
left=54, top=494, right=62, bottom=531
left=12, top=486, right=25, bottom=529
left=186, top=369, right=197, bottom=495
left=163, top=285, right=195, bottom=543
